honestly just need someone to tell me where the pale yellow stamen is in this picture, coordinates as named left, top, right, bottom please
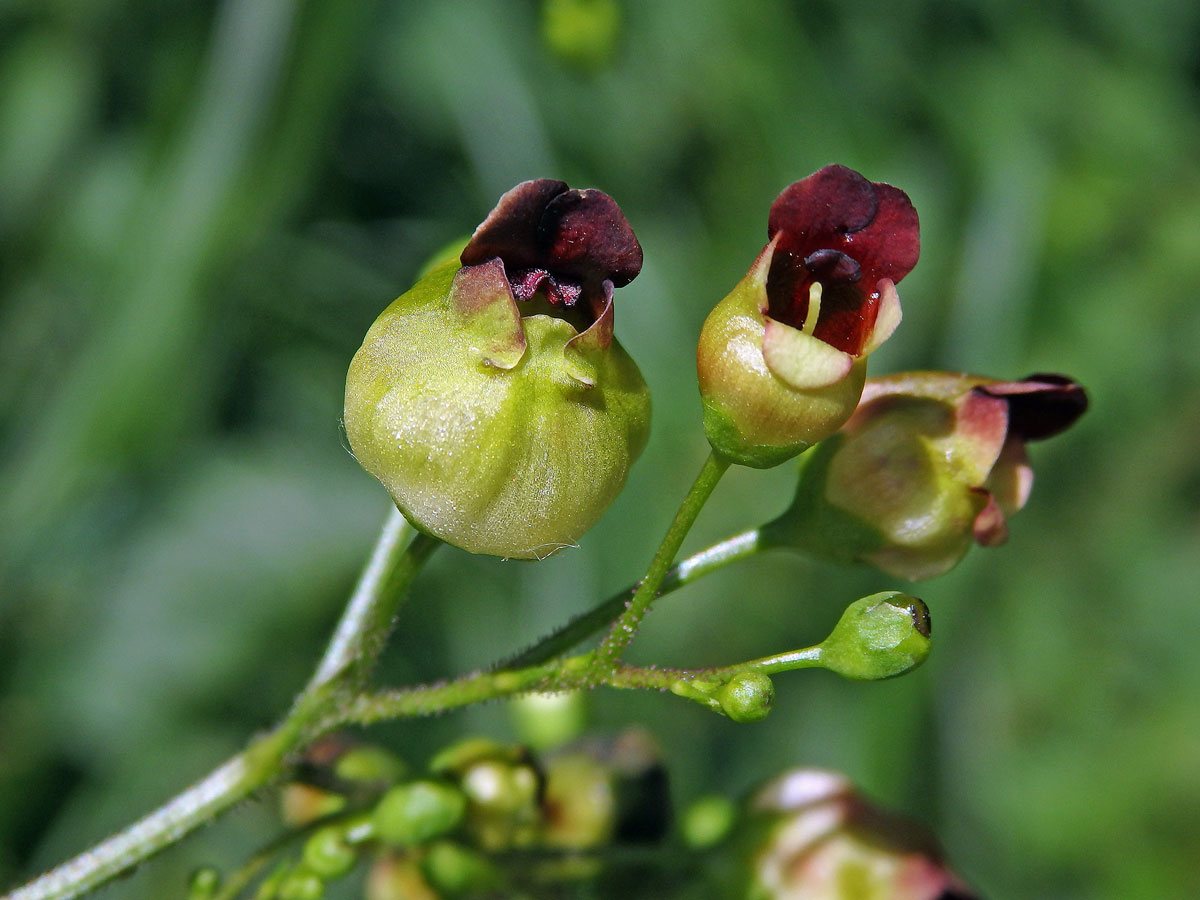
left=802, top=281, right=823, bottom=336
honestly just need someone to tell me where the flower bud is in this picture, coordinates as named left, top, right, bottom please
left=818, top=592, right=931, bottom=681
left=769, top=371, right=1088, bottom=580
left=345, top=180, right=651, bottom=559
left=373, top=780, right=467, bottom=848
left=739, top=768, right=977, bottom=900
left=302, top=825, right=358, bottom=880
left=430, top=738, right=542, bottom=851
left=420, top=841, right=499, bottom=896
left=277, top=868, right=325, bottom=900
left=187, top=866, right=221, bottom=900
left=698, top=165, right=920, bottom=467
left=716, top=671, right=775, bottom=723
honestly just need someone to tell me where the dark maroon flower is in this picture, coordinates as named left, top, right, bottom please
left=460, top=179, right=643, bottom=319
left=765, top=164, right=920, bottom=356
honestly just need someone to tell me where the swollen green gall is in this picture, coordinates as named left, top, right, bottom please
left=768, top=372, right=1088, bottom=580
left=345, top=179, right=651, bottom=559
left=697, top=166, right=920, bottom=468
left=817, top=592, right=932, bottom=681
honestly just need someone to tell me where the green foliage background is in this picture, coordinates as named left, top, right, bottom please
left=2, top=0, right=1199, bottom=897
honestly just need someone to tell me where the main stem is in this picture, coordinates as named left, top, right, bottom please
left=7, top=508, right=437, bottom=900
left=591, top=451, right=730, bottom=676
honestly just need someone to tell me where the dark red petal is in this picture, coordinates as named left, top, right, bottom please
left=850, top=182, right=920, bottom=286
left=539, top=188, right=643, bottom=287
left=812, top=282, right=876, bottom=355
left=461, top=179, right=569, bottom=270
left=768, top=165, right=878, bottom=255
left=976, top=375, right=1089, bottom=441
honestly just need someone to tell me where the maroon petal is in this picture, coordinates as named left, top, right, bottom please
left=851, top=182, right=921, bottom=287
left=768, top=165, right=878, bottom=253
left=976, top=375, right=1088, bottom=441
left=540, top=188, right=643, bottom=287
left=461, top=179, right=569, bottom=270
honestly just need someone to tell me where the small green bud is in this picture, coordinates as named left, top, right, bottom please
left=698, top=166, right=919, bottom=468
left=429, top=739, right=543, bottom=851
left=187, top=866, right=221, bottom=900
left=345, top=180, right=650, bottom=559
left=716, top=671, right=775, bottom=723
left=334, top=745, right=407, bottom=787
left=421, top=841, right=499, bottom=895
left=374, top=780, right=467, bottom=847
left=366, top=856, right=439, bottom=900
left=681, top=794, right=736, bottom=849
left=301, top=826, right=358, bottom=880
left=277, top=868, right=324, bottom=900
left=818, top=592, right=931, bottom=681
left=509, top=690, right=586, bottom=751
left=541, top=0, right=621, bottom=72
left=541, top=752, right=615, bottom=849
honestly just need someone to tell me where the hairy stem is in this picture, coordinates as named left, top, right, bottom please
left=6, top=508, right=435, bottom=900
left=591, top=452, right=730, bottom=676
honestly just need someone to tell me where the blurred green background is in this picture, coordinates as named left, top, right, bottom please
left=2, top=0, right=1199, bottom=897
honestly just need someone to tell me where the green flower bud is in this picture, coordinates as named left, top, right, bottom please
left=302, top=826, right=358, bottom=880
left=420, top=841, right=499, bottom=896
left=277, top=868, right=324, bottom=900
left=768, top=371, right=1089, bottom=580
left=716, top=671, right=775, bottom=723
left=680, top=794, right=736, bottom=849
left=187, top=866, right=221, bottom=900
left=430, top=738, right=542, bottom=851
left=541, top=751, right=615, bottom=849
left=509, top=690, right=587, bottom=751
left=334, top=745, right=407, bottom=787
left=698, top=166, right=920, bottom=468
left=366, top=855, right=440, bottom=900
left=818, top=592, right=931, bottom=681
left=345, top=180, right=650, bottom=559
left=741, top=768, right=978, bottom=900
left=541, top=0, right=621, bottom=72
left=374, top=781, right=467, bottom=848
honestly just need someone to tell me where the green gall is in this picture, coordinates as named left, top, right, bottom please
left=716, top=671, right=775, bottom=723
left=373, top=780, right=466, bottom=847
left=818, top=592, right=931, bottom=681
left=768, top=371, right=1088, bottom=580
left=345, top=180, right=650, bottom=559
left=698, top=166, right=919, bottom=468
left=301, top=826, right=358, bottom=880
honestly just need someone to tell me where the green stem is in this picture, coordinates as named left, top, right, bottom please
left=307, top=509, right=440, bottom=693
left=505, top=527, right=765, bottom=668
left=591, top=452, right=730, bottom=676
left=6, top=509, right=436, bottom=900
